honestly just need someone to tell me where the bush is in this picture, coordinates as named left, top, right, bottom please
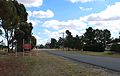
left=83, top=43, right=104, bottom=52
left=111, top=43, right=120, bottom=52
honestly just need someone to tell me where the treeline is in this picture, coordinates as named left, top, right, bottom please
left=48, top=27, right=120, bottom=52
left=0, top=0, right=36, bottom=52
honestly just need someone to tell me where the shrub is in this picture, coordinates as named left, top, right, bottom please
left=111, top=43, right=120, bottom=53
left=83, top=43, right=104, bottom=52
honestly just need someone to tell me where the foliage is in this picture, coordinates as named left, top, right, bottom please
left=57, top=37, right=64, bottom=48
left=72, top=35, right=83, bottom=50
left=0, top=0, right=36, bottom=52
left=55, top=27, right=112, bottom=52
left=83, top=27, right=111, bottom=52
left=111, top=43, right=120, bottom=52
left=64, top=30, right=74, bottom=50
left=0, top=0, right=19, bottom=52
left=50, top=38, right=57, bottom=48
left=31, top=36, right=37, bottom=49
left=39, top=44, right=45, bottom=48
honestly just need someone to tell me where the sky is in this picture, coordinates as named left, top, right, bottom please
left=1, top=0, right=120, bottom=45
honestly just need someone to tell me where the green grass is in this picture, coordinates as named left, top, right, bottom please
left=0, top=50, right=117, bottom=76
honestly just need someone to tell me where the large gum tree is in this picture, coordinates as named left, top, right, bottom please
left=0, top=0, right=36, bottom=52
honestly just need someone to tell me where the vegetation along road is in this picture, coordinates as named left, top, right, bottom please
left=43, top=49, right=120, bottom=72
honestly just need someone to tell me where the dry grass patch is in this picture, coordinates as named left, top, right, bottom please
left=0, top=56, right=27, bottom=76
left=64, top=51, right=120, bottom=58
left=0, top=50, right=119, bottom=76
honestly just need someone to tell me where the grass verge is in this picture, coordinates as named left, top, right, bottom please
left=0, top=50, right=118, bottom=76
left=63, top=50, right=120, bottom=58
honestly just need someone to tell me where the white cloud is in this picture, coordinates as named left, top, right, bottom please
left=42, top=2, right=120, bottom=38
left=44, top=29, right=60, bottom=39
left=18, top=0, right=43, bottom=7
left=27, top=10, right=54, bottom=19
left=27, top=11, right=32, bottom=17
left=80, top=2, right=120, bottom=37
left=27, top=11, right=43, bottom=27
left=28, top=19, right=41, bottom=27
left=33, top=35, right=48, bottom=45
left=69, top=0, right=95, bottom=3
left=27, top=15, right=41, bottom=27
left=42, top=19, right=87, bottom=41
left=32, top=10, right=54, bottom=18
left=81, top=2, right=120, bottom=21
left=79, top=7, right=93, bottom=11
left=42, top=20, right=61, bottom=29
left=43, top=29, right=84, bottom=42
left=42, top=19, right=87, bottom=30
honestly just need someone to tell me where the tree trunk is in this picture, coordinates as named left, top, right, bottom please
left=11, top=29, right=14, bottom=51
left=17, top=39, right=23, bottom=52
left=7, top=35, right=10, bottom=53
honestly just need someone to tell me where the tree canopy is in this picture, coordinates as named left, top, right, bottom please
left=0, top=0, right=36, bottom=52
left=51, top=27, right=112, bottom=52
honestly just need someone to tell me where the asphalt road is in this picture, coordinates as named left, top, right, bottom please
left=42, top=49, right=120, bottom=72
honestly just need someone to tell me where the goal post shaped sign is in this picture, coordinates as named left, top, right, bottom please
left=23, top=44, right=32, bottom=50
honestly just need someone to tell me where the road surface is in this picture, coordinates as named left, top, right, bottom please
left=42, top=49, right=120, bottom=72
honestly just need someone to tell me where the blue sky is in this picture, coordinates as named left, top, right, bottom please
left=17, top=0, right=120, bottom=45
left=1, top=0, right=120, bottom=45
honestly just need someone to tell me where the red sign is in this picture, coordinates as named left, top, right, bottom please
left=23, top=44, right=32, bottom=49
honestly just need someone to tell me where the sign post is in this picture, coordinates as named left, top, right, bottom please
left=23, top=39, right=32, bottom=56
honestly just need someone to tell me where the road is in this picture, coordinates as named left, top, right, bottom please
left=42, top=49, right=120, bottom=72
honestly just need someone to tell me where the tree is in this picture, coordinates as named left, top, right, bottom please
left=13, top=1, right=36, bottom=52
left=103, top=29, right=111, bottom=48
left=83, top=27, right=111, bottom=51
left=14, top=22, right=34, bottom=52
left=31, top=36, right=37, bottom=49
left=109, top=37, right=120, bottom=52
left=14, top=29, right=25, bottom=52
left=13, top=0, right=28, bottom=22
left=39, top=44, right=44, bottom=48
left=73, top=35, right=83, bottom=50
left=83, top=27, right=96, bottom=51
left=64, top=30, right=74, bottom=50
left=50, top=38, right=57, bottom=48
left=0, top=0, right=18, bottom=52
left=0, top=0, right=36, bottom=52
left=57, top=37, right=64, bottom=48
